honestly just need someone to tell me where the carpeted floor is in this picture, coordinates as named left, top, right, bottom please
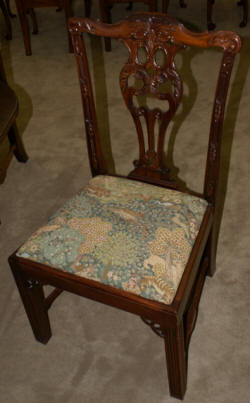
left=0, top=1, right=250, bottom=402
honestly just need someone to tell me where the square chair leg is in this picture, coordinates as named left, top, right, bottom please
left=9, top=256, right=52, bottom=344
left=164, top=321, right=187, bottom=399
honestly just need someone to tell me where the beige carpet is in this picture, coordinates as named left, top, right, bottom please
left=0, top=1, right=250, bottom=402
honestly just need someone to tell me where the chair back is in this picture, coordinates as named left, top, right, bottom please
left=68, top=12, right=241, bottom=206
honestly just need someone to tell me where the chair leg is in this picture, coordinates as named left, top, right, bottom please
left=99, top=0, right=112, bottom=52
left=205, top=225, right=217, bottom=277
left=6, top=0, right=16, bottom=17
left=164, top=321, right=187, bottom=399
left=64, top=0, right=73, bottom=53
left=9, top=256, right=52, bottom=344
left=28, top=8, right=38, bottom=34
left=0, top=0, right=12, bottom=39
left=148, top=0, right=157, bottom=12
left=207, top=0, right=216, bottom=30
left=162, top=0, right=170, bottom=13
left=238, top=0, right=248, bottom=27
left=15, top=1, right=32, bottom=55
left=8, top=123, right=29, bottom=163
left=84, top=0, right=92, bottom=17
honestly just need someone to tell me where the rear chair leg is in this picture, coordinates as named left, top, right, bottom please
left=205, top=225, right=217, bottom=277
left=9, top=256, right=52, bottom=344
left=164, top=321, right=187, bottom=399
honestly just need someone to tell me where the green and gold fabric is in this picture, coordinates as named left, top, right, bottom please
left=17, top=175, right=207, bottom=304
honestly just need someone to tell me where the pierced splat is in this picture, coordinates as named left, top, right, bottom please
left=119, top=28, right=184, bottom=182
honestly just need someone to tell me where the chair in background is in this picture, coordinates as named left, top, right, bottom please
left=99, top=0, right=157, bottom=51
left=207, top=0, right=248, bottom=30
left=9, top=12, right=241, bottom=399
left=162, top=0, right=186, bottom=13
left=0, top=0, right=13, bottom=39
left=0, top=51, right=28, bottom=183
left=164, top=1, right=248, bottom=30
left=14, top=0, right=91, bottom=55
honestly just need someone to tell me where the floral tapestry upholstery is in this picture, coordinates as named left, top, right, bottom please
left=17, top=175, right=208, bottom=305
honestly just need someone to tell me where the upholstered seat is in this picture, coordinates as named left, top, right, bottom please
left=17, top=175, right=207, bottom=305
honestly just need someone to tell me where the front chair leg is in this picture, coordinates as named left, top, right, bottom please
left=238, top=0, right=248, bottom=27
left=9, top=256, right=52, bottom=344
left=8, top=123, right=29, bottom=163
left=164, top=321, right=187, bottom=399
left=207, top=0, right=216, bottom=30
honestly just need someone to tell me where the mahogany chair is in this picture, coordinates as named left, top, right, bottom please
left=0, top=51, right=28, bottom=183
left=208, top=0, right=248, bottom=30
left=9, top=12, right=241, bottom=399
left=99, top=0, right=157, bottom=51
left=14, top=0, right=92, bottom=55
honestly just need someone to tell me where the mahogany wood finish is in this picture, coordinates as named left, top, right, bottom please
left=9, top=12, right=241, bottom=399
left=0, top=51, right=28, bottom=183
